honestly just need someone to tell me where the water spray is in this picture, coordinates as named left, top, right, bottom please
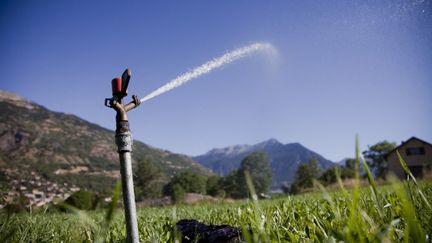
left=104, top=42, right=275, bottom=242
left=140, top=42, right=275, bottom=103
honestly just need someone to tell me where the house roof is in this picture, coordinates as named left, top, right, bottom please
left=385, top=136, right=432, bottom=159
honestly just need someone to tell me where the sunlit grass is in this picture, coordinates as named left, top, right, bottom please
left=1, top=138, right=431, bottom=242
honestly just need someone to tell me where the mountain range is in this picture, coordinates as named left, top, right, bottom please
left=1, top=89, right=337, bottom=196
left=0, top=90, right=210, bottom=196
left=194, top=139, right=336, bottom=189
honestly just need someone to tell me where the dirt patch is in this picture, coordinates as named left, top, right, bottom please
left=54, top=166, right=89, bottom=175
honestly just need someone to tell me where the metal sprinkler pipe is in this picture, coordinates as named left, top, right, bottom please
left=105, top=69, right=140, bottom=243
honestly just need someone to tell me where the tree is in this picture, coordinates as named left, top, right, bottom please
left=319, top=167, right=338, bottom=185
left=134, top=159, right=162, bottom=199
left=163, top=171, right=207, bottom=197
left=206, top=175, right=224, bottom=197
left=238, top=152, right=272, bottom=198
left=291, top=158, right=320, bottom=193
left=221, top=170, right=242, bottom=198
left=280, top=182, right=290, bottom=194
left=64, top=190, right=95, bottom=210
left=363, top=141, right=396, bottom=179
left=220, top=152, right=272, bottom=199
left=319, top=166, right=355, bottom=185
left=171, top=184, right=185, bottom=204
left=345, top=158, right=356, bottom=169
left=289, top=182, right=300, bottom=194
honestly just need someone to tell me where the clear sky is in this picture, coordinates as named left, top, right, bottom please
left=1, top=0, right=431, bottom=161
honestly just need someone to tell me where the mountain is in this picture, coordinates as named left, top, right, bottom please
left=194, top=139, right=335, bottom=189
left=0, top=90, right=210, bottom=199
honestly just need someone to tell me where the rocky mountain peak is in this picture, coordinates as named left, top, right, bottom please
left=255, top=138, right=282, bottom=148
left=207, top=144, right=251, bottom=157
left=194, top=139, right=335, bottom=189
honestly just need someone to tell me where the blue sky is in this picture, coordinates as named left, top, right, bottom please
left=1, top=0, right=431, bottom=161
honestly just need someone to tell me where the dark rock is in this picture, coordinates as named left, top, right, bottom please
left=176, top=219, right=243, bottom=243
left=15, top=131, right=23, bottom=144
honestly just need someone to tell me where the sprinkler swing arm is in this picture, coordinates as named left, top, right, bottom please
left=105, top=68, right=140, bottom=243
left=106, top=95, right=141, bottom=121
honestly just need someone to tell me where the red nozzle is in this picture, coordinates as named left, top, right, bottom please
left=112, top=77, right=125, bottom=96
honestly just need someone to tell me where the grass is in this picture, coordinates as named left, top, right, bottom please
left=1, top=140, right=431, bottom=242
left=1, top=181, right=431, bottom=242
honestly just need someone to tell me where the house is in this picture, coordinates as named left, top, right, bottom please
left=386, top=137, right=432, bottom=179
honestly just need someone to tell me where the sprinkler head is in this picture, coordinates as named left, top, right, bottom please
left=110, top=69, right=131, bottom=99
left=111, top=69, right=131, bottom=99
left=105, top=68, right=140, bottom=113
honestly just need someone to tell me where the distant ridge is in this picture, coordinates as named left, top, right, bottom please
left=0, top=90, right=211, bottom=197
left=194, top=139, right=335, bottom=189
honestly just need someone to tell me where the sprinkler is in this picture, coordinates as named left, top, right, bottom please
left=105, top=68, right=140, bottom=243
left=101, top=43, right=274, bottom=242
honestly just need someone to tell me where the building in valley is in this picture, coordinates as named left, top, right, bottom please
left=386, top=137, right=432, bottom=179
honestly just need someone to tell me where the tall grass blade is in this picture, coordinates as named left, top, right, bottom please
left=105, top=181, right=121, bottom=224
left=393, top=181, right=426, bottom=243
left=345, top=135, right=365, bottom=243
left=397, top=151, right=417, bottom=183
left=396, top=151, right=432, bottom=211
left=359, top=152, right=383, bottom=218
left=335, top=167, right=349, bottom=197
left=96, top=181, right=121, bottom=243
left=244, top=171, right=258, bottom=202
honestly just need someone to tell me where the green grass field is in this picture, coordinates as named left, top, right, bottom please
left=1, top=180, right=431, bottom=242
left=1, top=150, right=431, bottom=242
